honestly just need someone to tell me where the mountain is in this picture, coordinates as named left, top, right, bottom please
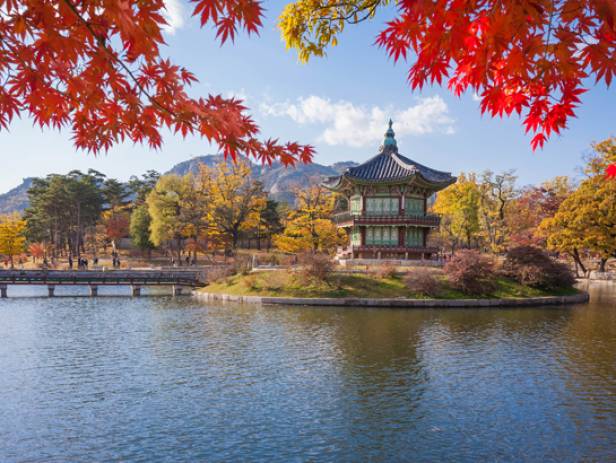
left=167, top=155, right=358, bottom=204
left=0, top=157, right=359, bottom=213
left=0, top=178, right=34, bottom=214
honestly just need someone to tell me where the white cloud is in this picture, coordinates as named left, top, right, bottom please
left=162, top=0, right=185, bottom=34
left=260, top=95, right=455, bottom=147
left=224, top=88, right=249, bottom=102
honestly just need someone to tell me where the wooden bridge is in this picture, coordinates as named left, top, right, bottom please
left=0, top=269, right=207, bottom=298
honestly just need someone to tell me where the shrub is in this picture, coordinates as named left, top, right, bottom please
left=372, top=264, right=398, bottom=279
left=298, top=252, right=333, bottom=282
left=444, top=250, right=496, bottom=296
left=232, top=255, right=253, bottom=275
left=404, top=271, right=441, bottom=297
left=501, top=246, right=575, bottom=290
left=206, top=266, right=234, bottom=283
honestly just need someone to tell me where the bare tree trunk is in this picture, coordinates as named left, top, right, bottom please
left=571, top=248, right=587, bottom=276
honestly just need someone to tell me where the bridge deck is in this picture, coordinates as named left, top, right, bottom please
left=0, top=270, right=205, bottom=287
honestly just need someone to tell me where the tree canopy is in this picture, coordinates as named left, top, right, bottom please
left=540, top=138, right=616, bottom=271
left=24, top=170, right=105, bottom=257
left=200, top=159, right=267, bottom=251
left=433, top=173, right=481, bottom=250
left=0, top=213, right=27, bottom=267
left=1, top=0, right=314, bottom=165
left=274, top=186, right=345, bottom=253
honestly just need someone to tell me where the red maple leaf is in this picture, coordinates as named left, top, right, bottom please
left=0, top=0, right=311, bottom=166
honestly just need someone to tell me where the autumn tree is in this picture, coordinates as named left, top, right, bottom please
left=509, top=176, right=574, bottom=246
left=101, top=209, right=130, bottom=253
left=478, top=170, right=517, bottom=252
left=179, top=173, right=210, bottom=261
left=147, top=174, right=198, bottom=264
left=200, top=160, right=266, bottom=252
left=280, top=0, right=616, bottom=166
left=28, top=242, right=46, bottom=263
left=433, top=173, right=481, bottom=252
left=1, top=0, right=313, bottom=167
left=540, top=138, right=616, bottom=272
left=0, top=213, right=27, bottom=268
left=274, top=186, right=345, bottom=254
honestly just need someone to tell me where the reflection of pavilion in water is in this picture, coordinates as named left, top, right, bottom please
left=264, top=303, right=615, bottom=456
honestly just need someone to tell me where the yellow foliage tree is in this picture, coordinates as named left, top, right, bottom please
left=199, top=159, right=267, bottom=251
left=0, top=213, right=27, bottom=268
left=433, top=173, right=481, bottom=252
left=147, top=174, right=206, bottom=264
left=539, top=138, right=616, bottom=273
left=274, top=186, right=345, bottom=254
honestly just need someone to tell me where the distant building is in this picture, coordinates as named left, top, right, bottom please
left=323, top=120, right=456, bottom=260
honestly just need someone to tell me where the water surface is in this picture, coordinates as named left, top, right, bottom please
left=1, top=283, right=615, bottom=462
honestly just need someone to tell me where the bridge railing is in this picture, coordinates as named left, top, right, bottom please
left=0, top=269, right=206, bottom=286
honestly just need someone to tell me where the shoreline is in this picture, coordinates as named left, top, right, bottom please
left=195, top=291, right=590, bottom=308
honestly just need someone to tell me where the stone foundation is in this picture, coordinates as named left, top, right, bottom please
left=195, top=291, right=589, bottom=308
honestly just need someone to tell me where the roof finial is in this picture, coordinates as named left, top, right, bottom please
left=383, top=119, right=397, bottom=150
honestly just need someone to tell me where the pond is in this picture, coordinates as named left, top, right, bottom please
left=1, top=282, right=615, bottom=462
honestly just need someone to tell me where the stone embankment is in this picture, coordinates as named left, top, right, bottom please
left=195, top=291, right=589, bottom=308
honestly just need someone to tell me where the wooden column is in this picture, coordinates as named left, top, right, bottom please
left=398, top=226, right=405, bottom=246
left=89, top=285, right=98, bottom=297
left=360, top=226, right=366, bottom=246
left=131, top=285, right=141, bottom=297
left=400, top=194, right=405, bottom=215
left=172, top=285, right=183, bottom=296
left=361, top=194, right=366, bottom=215
left=47, top=285, right=55, bottom=297
left=0, top=284, right=7, bottom=298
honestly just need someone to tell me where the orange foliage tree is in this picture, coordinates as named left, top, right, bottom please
left=0, top=0, right=314, bottom=166
left=28, top=242, right=46, bottom=262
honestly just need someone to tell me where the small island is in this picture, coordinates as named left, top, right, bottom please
left=199, top=124, right=587, bottom=308
left=199, top=251, right=587, bottom=308
left=203, top=269, right=580, bottom=300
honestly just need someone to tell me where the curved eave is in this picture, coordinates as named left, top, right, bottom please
left=321, top=175, right=344, bottom=191
left=343, top=172, right=456, bottom=191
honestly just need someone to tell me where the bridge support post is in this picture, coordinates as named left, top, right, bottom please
left=131, top=286, right=141, bottom=297
left=89, top=285, right=98, bottom=297
left=47, top=285, right=55, bottom=297
left=0, top=284, right=7, bottom=298
left=172, top=285, right=183, bottom=297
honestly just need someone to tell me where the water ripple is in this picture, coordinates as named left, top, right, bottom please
left=0, top=283, right=615, bottom=462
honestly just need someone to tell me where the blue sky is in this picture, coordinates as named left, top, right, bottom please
left=0, top=0, right=614, bottom=193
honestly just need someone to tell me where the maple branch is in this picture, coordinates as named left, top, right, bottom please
left=59, top=0, right=173, bottom=119
left=312, top=0, right=381, bottom=24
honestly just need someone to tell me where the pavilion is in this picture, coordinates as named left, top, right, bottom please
left=322, top=120, right=456, bottom=260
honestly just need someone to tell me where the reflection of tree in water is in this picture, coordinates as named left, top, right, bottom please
left=145, top=294, right=616, bottom=460
left=262, top=306, right=432, bottom=457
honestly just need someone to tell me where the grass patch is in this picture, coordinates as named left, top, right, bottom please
left=203, top=270, right=580, bottom=299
